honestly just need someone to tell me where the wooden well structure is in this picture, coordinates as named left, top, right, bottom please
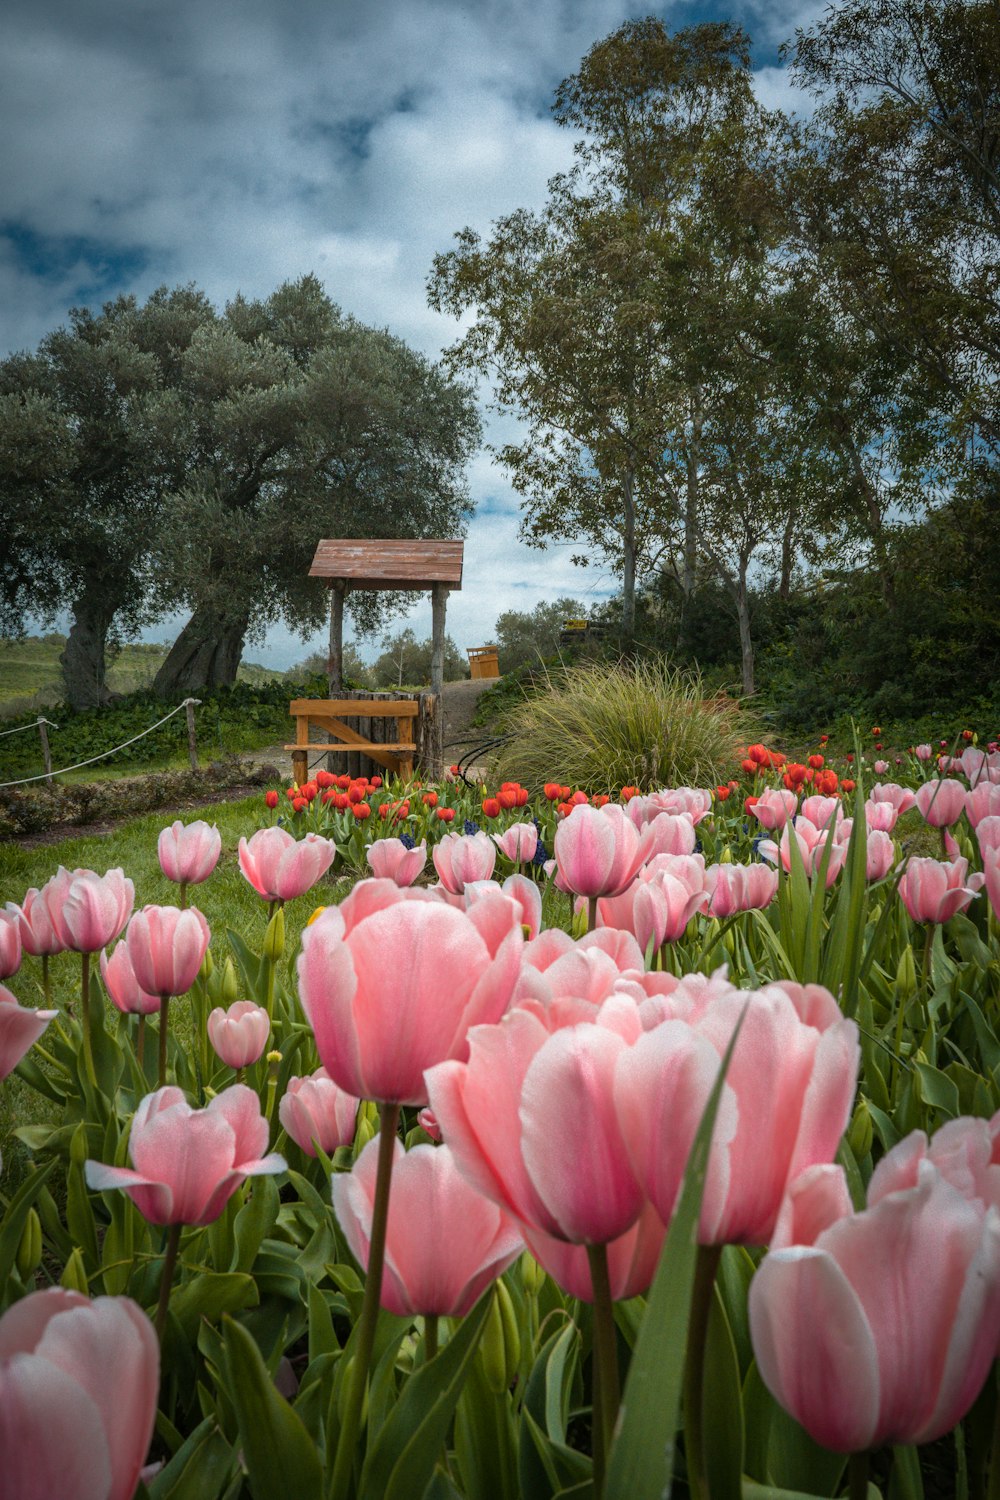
left=303, top=538, right=465, bottom=780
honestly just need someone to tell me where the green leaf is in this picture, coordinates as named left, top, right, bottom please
left=604, top=1005, right=748, bottom=1500
left=221, top=1315, right=323, bottom=1500
left=171, top=1272, right=259, bottom=1341
left=888, top=1445, right=925, bottom=1500
left=146, top=1417, right=236, bottom=1500
left=913, top=1061, right=960, bottom=1119
left=0, top=1160, right=57, bottom=1297
left=231, top=1175, right=280, bottom=1274
left=359, top=1294, right=491, bottom=1500
left=702, top=1285, right=744, bottom=1500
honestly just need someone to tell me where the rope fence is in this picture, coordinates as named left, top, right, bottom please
left=0, top=699, right=201, bottom=790
left=0, top=716, right=60, bottom=739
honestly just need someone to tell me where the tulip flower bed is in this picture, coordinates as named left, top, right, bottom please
left=2, top=729, right=1000, bottom=1500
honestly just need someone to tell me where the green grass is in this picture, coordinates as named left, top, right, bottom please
left=0, top=635, right=281, bottom=718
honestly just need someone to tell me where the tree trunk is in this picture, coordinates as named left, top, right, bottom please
left=61, top=590, right=115, bottom=710
left=779, top=509, right=796, bottom=600
left=152, top=607, right=249, bottom=698
left=327, top=582, right=347, bottom=695
left=736, top=572, right=755, bottom=697
left=683, top=389, right=703, bottom=599
left=621, top=466, right=637, bottom=645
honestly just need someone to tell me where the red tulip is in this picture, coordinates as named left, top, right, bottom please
left=264, top=790, right=279, bottom=809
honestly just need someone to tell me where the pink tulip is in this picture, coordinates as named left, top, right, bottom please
left=427, top=1004, right=645, bottom=1249
left=955, top=746, right=991, bottom=786
left=873, top=759, right=888, bottom=775
left=898, top=856, right=984, bottom=924
left=100, top=943, right=161, bottom=1016
left=914, top=743, right=934, bottom=761
left=0, top=984, right=57, bottom=1081
left=749, top=1159, right=1000, bottom=1452
left=864, top=799, right=899, bottom=833
left=705, top=863, right=778, bottom=918
left=333, top=1139, right=523, bottom=1316
left=758, top=818, right=848, bottom=887
left=627, top=788, right=712, bottom=826
left=157, top=819, right=221, bottom=886
left=279, top=1068, right=359, bottom=1155
left=641, top=813, right=697, bottom=858
left=297, top=880, right=523, bottom=1105
left=968, top=783, right=1000, bottom=828
left=0, top=1288, right=159, bottom=1500
left=522, top=1200, right=666, bottom=1303
left=465, top=873, right=542, bottom=940
left=514, top=929, right=644, bottom=1015
left=432, top=831, right=497, bottom=892
left=984, top=847, right=1000, bottom=924
left=125, top=905, right=210, bottom=997
left=86, top=1084, right=285, bottom=1225
left=208, top=1000, right=270, bottom=1069
left=977, top=817, right=1000, bottom=856
left=799, top=795, right=843, bottom=831
left=616, top=982, right=860, bottom=1246
left=491, top=821, right=539, bottom=864
left=870, top=782, right=917, bottom=815
left=865, top=829, right=895, bottom=882
left=0, top=908, right=22, bottom=979
left=915, top=777, right=967, bottom=828
left=366, top=837, right=427, bottom=886
left=867, top=1116, right=1000, bottom=1214
left=751, top=788, right=798, bottom=831
left=7, top=888, right=66, bottom=958
left=553, top=803, right=654, bottom=899
left=60, top=869, right=135, bottom=953
left=238, top=827, right=335, bottom=902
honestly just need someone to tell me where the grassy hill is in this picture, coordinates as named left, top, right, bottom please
left=0, top=636, right=279, bottom=717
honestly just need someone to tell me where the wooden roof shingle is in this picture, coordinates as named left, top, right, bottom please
left=308, top=539, right=464, bottom=591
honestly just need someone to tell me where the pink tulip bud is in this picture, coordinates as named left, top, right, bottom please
left=157, top=819, right=221, bottom=886
left=86, top=1084, right=286, bottom=1225
left=366, top=837, right=427, bottom=886
left=865, top=829, right=895, bottom=881
left=238, top=827, right=335, bottom=902
left=0, top=909, right=22, bottom=980
left=279, top=1068, right=360, bottom=1155
left=0, top=1288, right=159, bottom=1500
left=914, top=743, right=933, bottom=761
left=208, top=1000, right=270, bottom=1068
left=60, top=868, right=135, bottom=954
left=873, top=759, right=889, bottom=775
left=0, top=983, right=57, bottom=1081
left=100, top=943, right=161, bottom=1016
left=333, top=1139, right=523, bottom=1316
left=864, top=800, right=899, bottom=833
left=705, top=863, right=778, bottom=917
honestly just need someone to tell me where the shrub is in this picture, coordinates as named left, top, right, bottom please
left=489, top=657, right=756, bottom=793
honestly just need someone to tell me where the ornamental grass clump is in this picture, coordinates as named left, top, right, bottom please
left=490, top=658, right=753, bottom=793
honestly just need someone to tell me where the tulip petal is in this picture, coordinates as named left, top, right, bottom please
left=0, top=1353, right=114, bottom=1500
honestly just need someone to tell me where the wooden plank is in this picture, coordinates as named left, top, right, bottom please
left=308, top=538, right=464, bottom=588
left=283, top=744, right=417, bottom=753
left=290, top=699, right=418, bottom=718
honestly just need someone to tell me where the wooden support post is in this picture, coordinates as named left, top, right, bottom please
left=327, top=580, right=347, bottom=695
left=36, top=717, right=53, bottom=785
left=293, top=712, right=309, bottom=788
left=185, top=699, right=199, bottom=771
left=430, top=583, right=448, bottom=781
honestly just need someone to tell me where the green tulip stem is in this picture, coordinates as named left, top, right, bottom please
left=849, top=1450, right=869, bottom=1500
left=178, top=881, right=188, bottom=911
left=683, top=1243, right=723, bottom=1500
left=80, top=952, right=98, bottom=1089
left=155, top=1223, right=182, bottom=1342
left=136, top=1016, right=146, bottom=1073
left=988, top=1366, right=1000, bottom=1500
left=922, top=922, right=934, bottom=997
left=158, top=994, right=171, bottom=1088
left=425, top=1314, right=439, bottom=1362
left=588, top=896, right=598, bottom=933
left=330, top=1101, right=401, bottom=1500
left=41, top=952, right=51, bottom=1006
left=586, top=1242, right=619, bottom=1500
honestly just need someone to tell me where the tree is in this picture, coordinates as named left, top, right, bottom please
left=0, top=286, right=216, bottom=707
left=493, top=596, right=585, bottom=673
left=149, top=276, right=481, bottom=697
left=370, top=629, right=467, bottom=688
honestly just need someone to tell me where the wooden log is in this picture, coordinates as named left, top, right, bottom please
left=36, top=717, right=53, bottom=785
left=185, top=700, right=199, bottom=771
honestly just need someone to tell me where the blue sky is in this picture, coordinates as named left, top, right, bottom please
left=1, top=0, right=818, bottom=669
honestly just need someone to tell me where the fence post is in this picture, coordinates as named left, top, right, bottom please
left=36, top=717, right=53, bottom=784
left=185, top=699, right=200, bottom=771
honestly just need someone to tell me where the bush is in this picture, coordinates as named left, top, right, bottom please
left=489, top=657, right=756, bottom=793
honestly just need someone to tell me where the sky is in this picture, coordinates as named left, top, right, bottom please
left=1, top=0, right=819, bottom=670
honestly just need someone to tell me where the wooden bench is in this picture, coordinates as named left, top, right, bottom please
left=285, top=698, right=419, bottom=786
